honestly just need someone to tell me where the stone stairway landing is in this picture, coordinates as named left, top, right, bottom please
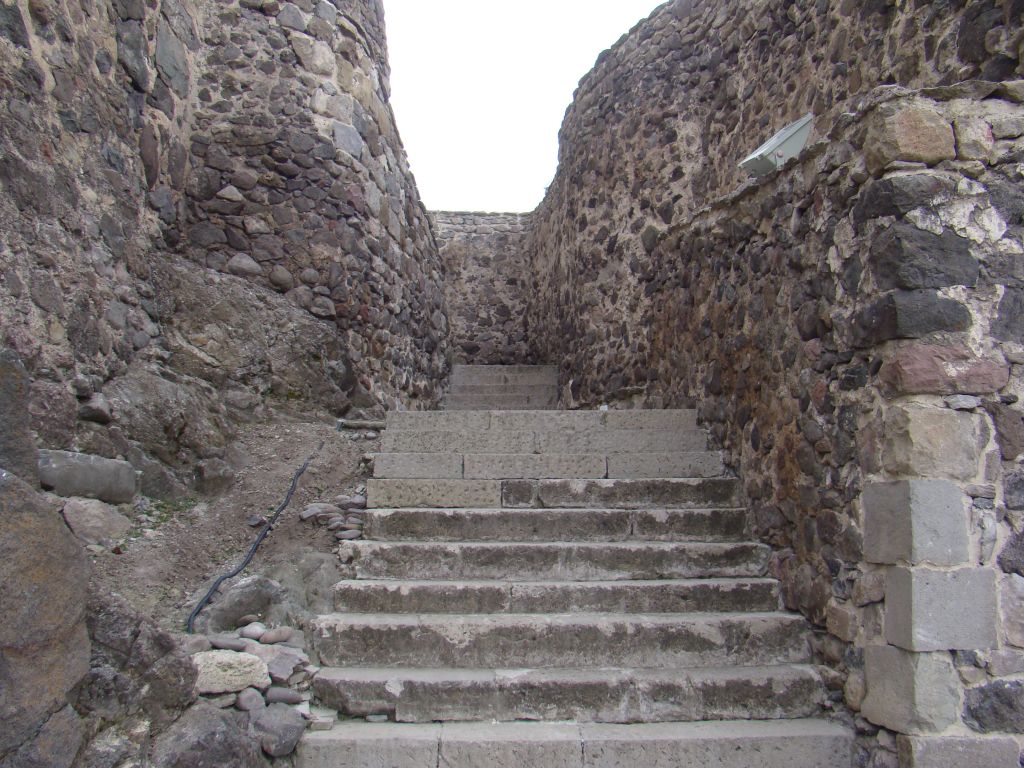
left=296, top=365, right=852, bottom=767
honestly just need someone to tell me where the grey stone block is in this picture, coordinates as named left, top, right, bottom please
left=863, top=479, right=970, bottom=566
left=439, top=722, right=581, bottom=767
left=295, top=723, right=440, bottom=768
left=607, top=451, right=725, bottom=478
left=537, top=429, right=707, bottom=453
left=372, top=453, right=463, bottom=479
left=885, top=566, right=997, bottom=651
left=489, top=410, right=605, bottom=430
left=383, top=429, right=536, bottom=453
left=37, top=450, right=138, bottom=503
left=503, top=478, right=740, bottom=509
left=366, top=479, right=501, bottom=508
left=602, top=410, right=697, bottom=430
left=897, top=735, right=1020, bottom=767
left=464, top=453, right=607, bottom=479
left=385, top=411, right=491, bottom=431
left=861, top=645, right=958, bottom=733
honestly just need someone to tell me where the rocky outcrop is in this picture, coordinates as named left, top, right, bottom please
left=433, top=212, right=534, bottom=364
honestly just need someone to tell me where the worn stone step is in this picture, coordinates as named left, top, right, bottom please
left=312, top=664, right=824, bottom=723
left=362, top=507, right=749, bottom=542
left=309, top=612, right=812, bottom=669
left=608, top=452, right=725, bottom=479
left=296, top=720, right=852, bottom=768
left=381, top=428, right=707, bottom=454
left=465, top=453, right=607, bottom=479
left=337, top=541, right=770, bottom=581
left=332, top=578, right=780, bottom=614
left=502, top=478, right=740, bottom=509
left=451, top=364, right=559, bottom=385
left=382, top=429, right=538, bottom=453
left=367, top=477, right=738, bottom=508
left=444, top=396, right=558, bottom=411
left=448, top=383, right=559, bottom=396
left=535, top=428, right=707, bottom=453
left=383, top=409, right=698, bottom=432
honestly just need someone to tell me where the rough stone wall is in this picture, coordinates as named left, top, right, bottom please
left=433, top=211, right=534, bottom=364
left=525, top=0, right=1024, bottom=761
left=0, top=0, right=449, bottom=498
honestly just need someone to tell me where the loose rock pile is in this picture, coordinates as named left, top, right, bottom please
left=299, top=490, right=368, bottom=542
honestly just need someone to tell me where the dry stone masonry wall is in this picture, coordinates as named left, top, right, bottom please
left=525, top=0, right=1024, bottom=763
left=432, top=211, right=535, bottom=365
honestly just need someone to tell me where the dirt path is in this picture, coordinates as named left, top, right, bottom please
left=89, top=406, right=379, bottom=630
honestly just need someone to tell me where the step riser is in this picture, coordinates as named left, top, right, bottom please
left=362, top=508, right=748, bottom=542
left=313, top=668, right=823, bottom=724
left=332, top=580, right=780, bottom=614
left=452, top=365, right=558, bottom=383
left=297, top=721, right=853, bottom=768
left=309, top=615, right=811, bottom=669
left=373, top=452, right=726, bottom=479
left=366, top=478, right=739, bottom=509
left=448, top=384, right=558, bottom=396
left=338, top=542, right=770, bottom=581
left=444, top=398, right=558, bottom=411
left=381, top=430, right=708, bottom=454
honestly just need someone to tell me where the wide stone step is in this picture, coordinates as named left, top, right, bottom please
left=372, top=452, right=725, bottom=479
left=384, top=409, right=699, bottom=432
left=308, top=612, right=811, bottom=668
left=332, top=578, right=780, bottom=614
left=366, top=478, right=739, bottom=508
left=337, top=541, right=770, bottom=581
left=312, top=665, right=824, bottom=723
left=296, top=720, right=852, bottom=768
left=362, top=507, right=748, bottom=542
left=451, top=365, right=559, bottom=386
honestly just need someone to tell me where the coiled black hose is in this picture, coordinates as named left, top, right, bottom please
left=186, top=441, right=323, bottom=633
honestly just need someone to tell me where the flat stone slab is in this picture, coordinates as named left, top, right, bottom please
left=296, top=720, right=852, bottom=768
left=308, top=612, right=811, bottom=669
left=336, top=540, right=771, bottom=581
left=331, top=578, right=780, bottom=615
left=312, top=664, right=823, bottom=723
left=362, top=507, right=748, bottom=542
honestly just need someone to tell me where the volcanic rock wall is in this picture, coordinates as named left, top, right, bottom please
left=433, top=211, right=534, bottom=364
left=0, top=0, right=449, bottom=499
left=525, top=0, right=1024, bottom=761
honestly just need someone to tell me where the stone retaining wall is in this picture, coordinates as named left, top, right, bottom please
left=525, top=0, right=1024, bottom=762
left=432, top=211, right=534, bottom=364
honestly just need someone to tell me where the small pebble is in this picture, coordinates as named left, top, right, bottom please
left=336, top=494, right=367, bottom=511
left=335, top=529, right=362, bottom=540
left=236, top=687, right=267, bottom=711
left=366, top=714, right=389, bottom=723
left=209, top=635, right=249, bottom=652
left=246, top=514, right=266, bottom=527
left=363, top=431, right=378, bottom=440
left=945, top=394, right=981, bottom=410
left=309, top=715, right=335, bottom=731
left=294, top=701, right=312, bottom=718
left=266, top=686, right=304, bottom=705
left=236, top=614, right=261, bottom=627
left=180, top=634, right=213, bottom=655
left=345, top=515, right=364, bottom=525
left=260, top=627, right=293, bottom=644
left=206, top=692, right=238, bottom=709
left=327, top=518, right=348, bottom=531
left=239, top=622, right=267, bottom=640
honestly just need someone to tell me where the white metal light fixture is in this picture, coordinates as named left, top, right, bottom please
left=739, top=114, right=814, bottom=177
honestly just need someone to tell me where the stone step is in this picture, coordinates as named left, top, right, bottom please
left=444, top=395, right=558, bottom=410
left=447, top=383, right=559, bottom=396
left=366, top=478, right=739, bottom=508
left=296, top=720, right=852, bottom=768
left=372, top=452, right=725, bottom=479
left=381, top=428, right=708, bottom=454
left=336, top=541, right=770, bottom=581
left=451, top=364, right=559, bottom=385
left=362, top=507, right=749, bottom=542
left=312, top=664, right=824, bottom=723
left=384, top=409, right=698, bottom=432
left=332, top=578, right=780, bottom=614
left=309, top=612, right=812, bottom=668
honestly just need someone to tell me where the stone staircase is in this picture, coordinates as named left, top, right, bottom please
left=442, top=363, right=559, bottom=410
left=296, top=366, right=852, bottom=767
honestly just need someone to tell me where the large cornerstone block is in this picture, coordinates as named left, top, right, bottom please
left=897, top=735, right=1020, bottom=768
left=863, top=480, right=969, bottom=566
left=884, top=567, right=997, bottom=651
left=861, top=645, right=958, bottom=733
left=878, top=405, right=986, bottom=482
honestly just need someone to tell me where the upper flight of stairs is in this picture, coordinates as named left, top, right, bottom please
left=442, top=363, right=559, bottom=410
left=296, top=365, right=853, bottom=767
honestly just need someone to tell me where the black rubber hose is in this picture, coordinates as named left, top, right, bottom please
left=185, top=441, right=324, bottom=633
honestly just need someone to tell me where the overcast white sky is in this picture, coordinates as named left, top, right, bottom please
left=384, top=1, right=665, bottom=213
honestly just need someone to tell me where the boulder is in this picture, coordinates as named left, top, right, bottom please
left=253, top=703, right=305, bottom=757
left=62, top=497, right=132, bottom=545
left=193, top=651, right=271, bottom=694
left=0, top=471, right=89, bottom=757
left=37, top=450, right=138, bottom=503
left=151, top=703, right=269, bottom=768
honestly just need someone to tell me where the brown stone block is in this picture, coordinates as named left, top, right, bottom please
left=880, top=344, right=1009, bottom=396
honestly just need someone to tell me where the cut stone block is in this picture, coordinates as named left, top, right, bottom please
left=385, top=411, right=491, bottom=431
left=366, top=479, right=501, bottom=508
left=897, top=735, right=1021, bottom=768
left=439, top=722, right=582, bottom=766
left=861, top=645, right=958, bottom=733
left=489, top=410, right=605, bottom=431
left=372, top=453, right=463, bottom=479
left=607, top=452, right=725, bottom=479
left=502, top=478, right=739, bottom=509
left=878, top=405, right=986, bottom=482
left=383, top=429, right=537, bottom=453
left=885, top=567, right=997, bottom=651
left=601, top=410, right=698, bottom=430
left=862, top=480, right=970, bottom=566
left=537, top=429, right=707, bottom=453
left=464, top=453, right=607, bottom=479
left=296, top=723, right=440, bottom=768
